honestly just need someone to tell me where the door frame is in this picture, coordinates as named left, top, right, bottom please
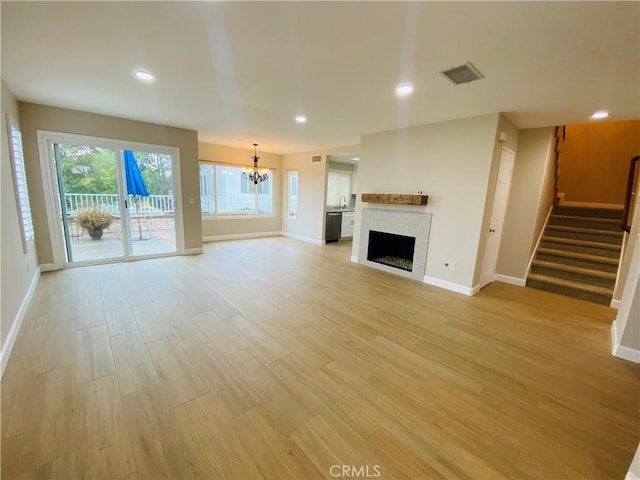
left=478, top=146, right=515, bottom=289
left=37, top=130, right=185, bottom=269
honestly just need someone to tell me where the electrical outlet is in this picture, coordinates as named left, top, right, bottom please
left=445, top=262, right=456, bottom=271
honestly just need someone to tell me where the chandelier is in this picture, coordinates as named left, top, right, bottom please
left=242, top=143, right=269, bottom=185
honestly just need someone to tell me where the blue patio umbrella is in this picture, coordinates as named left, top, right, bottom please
left=124, top=150, right=149, bottom=197
left=124, top=150, right=149, bottom=240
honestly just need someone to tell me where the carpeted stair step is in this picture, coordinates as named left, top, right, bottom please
left=539, top=236, right=622, bottom=258
left=552, top=206, right=623, bottom=220
left=545, top=225, right=623, bottom=245
left=548, top=215, right=622, bottom=231
left=536, top=247, right=619, bottom=272
left=530, top=259, right=617, bottom=288
left=526, top=273, right=613, bottom=305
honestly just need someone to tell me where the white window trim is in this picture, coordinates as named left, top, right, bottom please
left=287, top=169, right=298, bottom=218
left=200, top=161, right=276, bottom=219
left=6, top=114, right=35, bottom=253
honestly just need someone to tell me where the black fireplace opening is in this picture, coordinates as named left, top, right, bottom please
left=367, top=230, right=416, bottom=272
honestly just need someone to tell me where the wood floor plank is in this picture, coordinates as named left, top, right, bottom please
left=105, top=302, right=138, bottom=337
left=121, top=383, right=200, bottom=479
left=160, top=306, right=208, bottom=349
left=231, top=407, right=323, bottom=479
left=76, top=325, right=116, bottom=384
left=76, top=295, right=106, bottom=331
left=1, top=238, right=638, bottom=480
left=111, top=330, right=159, bottom=395
left=184, top=341, right=258, bottom=420
left=130, top=303, right=173, bottom=344
left=75, top=374, right=135, bottom=479
left=192, top=310, right=248, bottom=355
left=2, top=366, right=76, bottom=478
left=146, top=336, right=207, bottom=408
left=37, top=320, right=76, bottom=373
left=173, top=394, right=263, bottom=479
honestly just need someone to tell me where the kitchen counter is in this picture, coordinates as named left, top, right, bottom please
left=326, top=208, right=355, bottom=213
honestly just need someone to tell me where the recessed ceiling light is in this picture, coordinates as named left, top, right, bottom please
left=134, top=70, right=154, bottom=81
left=590, top=110, right=609, bottom=119
left=295, top=115, right=307, bottom=123
left=395, top=84, right=414, bottom=96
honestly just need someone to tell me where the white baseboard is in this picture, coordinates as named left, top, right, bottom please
left=423, top=275, right=474, bottom=296
left=1, top=267, right=41, bottom=378
left=203, top=231, right=281, bottom=243
left=183, top=247, right=204, bottom=255
left=40, top=263, right=58, bottom=272
left=350, top=256, right=359, bottom=263
left=495, top=274, right=527, bottom=287
left=281, top=231, right=323, bottom=245
left=611, top=320, right=640, bottom=363
left=558, top=198, right=624, bottom=210
left=610, top=299, right=621, bottom=309
left=470, top=284, right=481, bottom=295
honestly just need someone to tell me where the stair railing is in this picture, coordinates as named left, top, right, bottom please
left=621, top=155, right=639, bottom=233
left=553, top=126, right=567, bottom=206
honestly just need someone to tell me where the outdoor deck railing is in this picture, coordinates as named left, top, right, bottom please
left=200, top=194, right=273, bottom=215
left=65, top=193, right=273, bottom=216
left=65, top=193, right=174, bottom=215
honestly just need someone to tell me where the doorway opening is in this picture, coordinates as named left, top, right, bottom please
left=39, top=132, right=183, bottom=267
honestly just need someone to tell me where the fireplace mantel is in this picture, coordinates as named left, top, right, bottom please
left=361, top=193, right=428, bottom=206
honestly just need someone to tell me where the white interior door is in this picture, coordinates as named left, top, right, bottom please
left=479, top=147, right=515, bottom=289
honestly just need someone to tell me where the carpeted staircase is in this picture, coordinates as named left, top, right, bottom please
left=527, top=206, right=623, bottom=305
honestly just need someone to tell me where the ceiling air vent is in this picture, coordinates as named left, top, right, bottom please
left=311, top=155, right=322, bottom=163
left=440, top=62, right=484, bottom=85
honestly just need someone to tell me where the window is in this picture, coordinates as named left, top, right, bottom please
left=327, top=171, right=351, bottom=208
left=288, top=171, right=298, bottom=216
left=199, top=163, right=273, bottom=216
left=7, top=115, right=34, bottom=251
left=200, top=163, right=215, bottom=214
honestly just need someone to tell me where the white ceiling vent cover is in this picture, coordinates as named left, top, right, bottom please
left=440, top=62, right=484, bottom=85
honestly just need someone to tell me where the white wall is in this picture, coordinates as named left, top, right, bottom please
left=199, top=142, right=282, bottom=240
left=496, top=128, right=555, bottom=281
left=281, top=145, right=359, bottom=244
left=612, top=232, right=640, bottom=362
left=1, top=80, right=40, bottom=375
left=353, top=114, right=501, bottom=289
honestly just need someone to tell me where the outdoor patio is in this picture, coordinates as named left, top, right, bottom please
left=66, top=216, right=176, bottom=262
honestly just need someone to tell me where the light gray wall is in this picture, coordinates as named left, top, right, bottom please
left=496, top=128, right=555, bottom=280
left=1, top=80, right=39, bottom=359
left=353, top=114, right=501, bottom=289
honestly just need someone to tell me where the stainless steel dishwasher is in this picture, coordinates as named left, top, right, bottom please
left=325, top=212, right=342, bottom=242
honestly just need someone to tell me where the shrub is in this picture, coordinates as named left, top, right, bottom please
left=75, top=208, right=113, bottom=231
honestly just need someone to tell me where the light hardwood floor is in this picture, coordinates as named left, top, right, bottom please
left=2, top=237, right=639, bottom=479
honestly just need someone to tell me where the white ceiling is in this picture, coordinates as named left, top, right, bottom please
left=2, top=2, right=638, bottom=154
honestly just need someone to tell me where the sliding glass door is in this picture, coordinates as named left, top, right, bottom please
left=54, top=143, right=124, bottom=263
left=124, top=149, right=177, bottom=257
left=51, top=141, right=178, bottom=265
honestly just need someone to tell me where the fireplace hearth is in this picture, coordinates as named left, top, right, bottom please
left=367, top=230, right=416, bottom=272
